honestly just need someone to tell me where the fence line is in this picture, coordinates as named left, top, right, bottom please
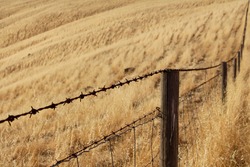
left=48, top=70, right=223, bottom=166
left=51, top=1, right=248, bottom=165
left=0, top=64, right=223, bottom=125
left=0, top=0, right=248, bottom=166
left=171, top=1, right=249, bottom=166
left=50, top=58, right=240, bottom=166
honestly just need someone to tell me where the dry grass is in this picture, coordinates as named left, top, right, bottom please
left=0, top=0, right=249, bottom=166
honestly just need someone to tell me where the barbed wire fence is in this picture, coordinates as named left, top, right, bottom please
left=50, top=1, right=249, bottom=165
left=0, top=65, right=221, bottom=126
left=0, top=0, right=248, bottom=166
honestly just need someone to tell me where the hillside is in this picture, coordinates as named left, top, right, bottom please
left=0, top=0, right=249, bottom=166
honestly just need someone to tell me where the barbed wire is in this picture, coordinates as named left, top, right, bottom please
left=0, top=58, right=239, bottom=126
left=179, top=73, right=221, bottom=99
left=50, top=107, right=161, bottom=167
left=0, top=65, right=221, bottom=126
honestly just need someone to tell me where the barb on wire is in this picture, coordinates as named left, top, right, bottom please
left=50, top=107, right=161, bottom=167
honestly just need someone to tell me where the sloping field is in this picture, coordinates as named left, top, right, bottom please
left=0, top=0, right=249, bottom=166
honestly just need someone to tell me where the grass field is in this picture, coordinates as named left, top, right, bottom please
left=0, top=0, right=250, bottom=166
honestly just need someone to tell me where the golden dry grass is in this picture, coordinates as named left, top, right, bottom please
left=0, top=0, right=250, bottom=166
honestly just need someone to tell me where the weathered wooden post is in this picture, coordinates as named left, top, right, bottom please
left=233, top=58, right=237, bottom=81
left=161, top=70, right=179, bottom=167
left=241, top=44, right=244, bottom=59
left=243, top=35, right=245, bottom=47
left=222, top=62, right=227, bottom=103
left=238, top=51, right=241, bottom=72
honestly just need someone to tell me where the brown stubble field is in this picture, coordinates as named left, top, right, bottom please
left=0, top=0, right=250, bottom=166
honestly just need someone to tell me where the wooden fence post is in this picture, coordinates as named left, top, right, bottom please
left=233, top=58, right=237, bottom=81
left=241, top=44, right=244, bottom=59
left=222, top=62, right=227, bottom=103
left=243, top=36, right=245, bottom=48
left=161, top=71, right=179, bottom=167
left=238, top=51, right=241, bottom=72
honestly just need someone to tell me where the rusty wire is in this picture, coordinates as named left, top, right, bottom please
left=0, top=65, right=222, bottom=126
